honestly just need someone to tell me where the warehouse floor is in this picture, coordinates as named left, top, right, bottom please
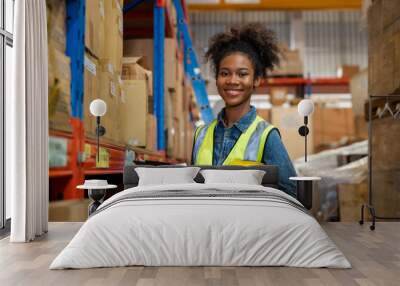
left=0, top=222, right=398, bottom=286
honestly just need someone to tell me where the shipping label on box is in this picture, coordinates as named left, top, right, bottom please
left=84, top=54, right=97, bottom=76
left=110, top=81, right=116, bottom=97
left=99, top=0, right=105, bottom=18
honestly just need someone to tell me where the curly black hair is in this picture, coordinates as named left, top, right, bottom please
left=205, top=23, right=280, bottom=79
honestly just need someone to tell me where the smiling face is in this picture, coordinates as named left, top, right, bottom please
left=216, top=52, right=261, bottom=108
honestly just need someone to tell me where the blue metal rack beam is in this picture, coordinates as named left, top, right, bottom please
left=173, top=0, right=214, bottom=124
left=154, top=1, right=165, bottom=151
left=66, top=0, right=85, bottom=119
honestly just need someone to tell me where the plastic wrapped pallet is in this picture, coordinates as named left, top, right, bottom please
left=294, top=140, right=368, bottom=220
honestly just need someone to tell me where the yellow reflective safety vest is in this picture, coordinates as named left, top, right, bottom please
left=193, top=115, right=277, bottom=165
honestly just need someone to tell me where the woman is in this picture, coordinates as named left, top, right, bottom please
left=192, top=23, right=297, bottom=197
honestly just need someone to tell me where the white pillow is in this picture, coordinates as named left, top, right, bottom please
left=135, top=167, right=201, bottom=186
left=200, top=169, right=266, bottom=185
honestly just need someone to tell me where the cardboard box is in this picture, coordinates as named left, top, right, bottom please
left=354, top=115, right=368, bottom=140
left=121, top=80, right=149, bottom=146
left=103, top=0, right=123, bottom=73
left=312, top=105, right=355, bottom=150
left=271, top=44, right=303, bottom=76
left=85, top=0, right=105, bottom=58
left=350, top=69, right=368, bottom=116
left=257, top=108, right=272, bottom=122
left=368, top=1, right=400, bottom=96
left=48, top=43, right=71, bottom=82
left=165, top=88, right=175, bottom=157
left=48, top=46, right=72, bottom=132
left=382, top=0, right=400, bottom=29
left=146, top=114, right=157, bottom=151
left=172, top=117, right=181, bottom=159
left=370, top=116, right=400, bottom=219
left=337, top=65, right=360, bottom=79
left=271, top=106, right=313, bottom=160
left=49, top=199, right=90, bottom=222
left=46, top=0, right=66, bottom=52
left=338, top=182, right=368, bottom=222
left=84, top=53, right=98, bottom=138
left=98, top=62, right=123, bottom=145
left=269, top=87, right=288, bottom=106
left=122, top=57, right=153, bottom=95
left=48, top=78, right=72, bottom=133
left=123, top=38, right=177, bottom=88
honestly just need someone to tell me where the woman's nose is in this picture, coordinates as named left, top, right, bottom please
left=226, top=74, right=239, bottom=85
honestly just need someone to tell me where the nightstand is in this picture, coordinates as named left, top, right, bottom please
left=289, top=176, right=321, bottom=210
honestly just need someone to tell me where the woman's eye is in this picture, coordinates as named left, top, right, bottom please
left=238, top=73, right=248, bottom=77
left=219, top=71, right=228, bottom=77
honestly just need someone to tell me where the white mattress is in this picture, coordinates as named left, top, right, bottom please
left=50, top=183, right=351, bottom=269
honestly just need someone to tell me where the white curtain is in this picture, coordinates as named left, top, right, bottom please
left=7, top=0, right=49, bottom=242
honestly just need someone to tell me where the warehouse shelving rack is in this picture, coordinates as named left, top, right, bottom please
left=260, top=77, right=350, bottom=97
left=124, top=0, right=214, bottom=150
left=50, top=0, right=209, bottom=199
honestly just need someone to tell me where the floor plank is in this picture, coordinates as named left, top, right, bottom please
left=0, top=222, right=399, bottom=286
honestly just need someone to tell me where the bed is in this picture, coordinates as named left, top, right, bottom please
left=50, top=165, right=350, bottom=269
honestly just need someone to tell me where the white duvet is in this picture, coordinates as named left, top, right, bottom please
left=50, top=183, right=351, bottom=269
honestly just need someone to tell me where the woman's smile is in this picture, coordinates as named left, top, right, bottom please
left=224, top=89, right=244, bottom=97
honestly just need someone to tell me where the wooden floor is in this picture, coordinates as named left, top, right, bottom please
left=0, top=222, right=399, bottom=286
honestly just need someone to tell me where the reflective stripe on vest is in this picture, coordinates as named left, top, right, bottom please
left=194, top=116, right=276, bottom=165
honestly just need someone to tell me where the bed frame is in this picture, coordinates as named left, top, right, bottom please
left=123, top=165, right=280, bottom=190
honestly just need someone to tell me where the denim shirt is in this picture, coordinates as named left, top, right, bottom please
left=212, top=106, right=297, bottom=197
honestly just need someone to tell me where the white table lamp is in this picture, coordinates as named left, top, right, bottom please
left=90, top=99, right=107, bottom=163
left=297, top=99, right=314, bottom=162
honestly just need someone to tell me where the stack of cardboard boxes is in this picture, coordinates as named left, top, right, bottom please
left=122, top=28, right=194, bottom=160
left=121, top=57, right=155, bottom=150
left=47, top=0, right=72, bottom=132
left=312, top=105, right=356, bottom=152
left=270, top=43, right=303, bottom=77
left=84, top=0, right=124, bottom=146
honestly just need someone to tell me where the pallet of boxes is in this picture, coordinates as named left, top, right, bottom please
left=84, top=0, right=125, bottom=156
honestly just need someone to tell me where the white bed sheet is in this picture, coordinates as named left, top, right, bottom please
left=50, top=183, right=351, bottom=269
